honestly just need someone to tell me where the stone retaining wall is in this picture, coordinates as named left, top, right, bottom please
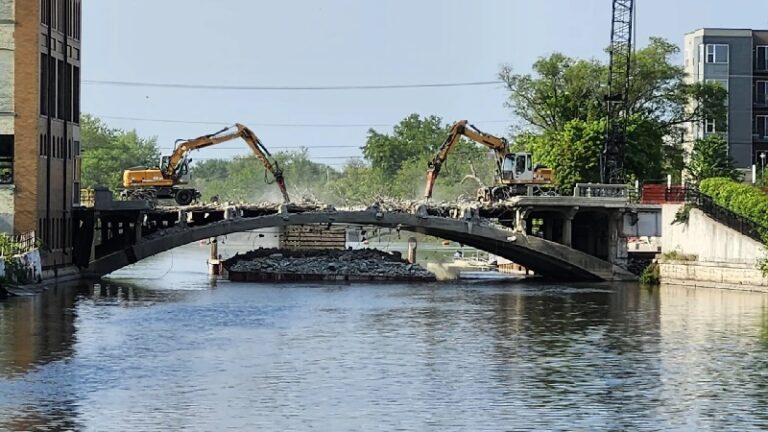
left=659, top=260, right=768, bottom=293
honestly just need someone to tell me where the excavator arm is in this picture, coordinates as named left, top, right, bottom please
left=166, top=123, right=290, bottom=203
left=424, top=120, right=508, bottom=199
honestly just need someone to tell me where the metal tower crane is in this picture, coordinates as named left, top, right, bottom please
left=601, top=0, right=635, bottom=184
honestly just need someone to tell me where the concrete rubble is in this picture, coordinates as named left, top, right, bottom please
left=224, top=248, right=436, bottom=281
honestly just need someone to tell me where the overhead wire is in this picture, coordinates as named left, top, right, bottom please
left=95, top=114, right=515, bottom=128
left=83, top=79, right=505, bottom=91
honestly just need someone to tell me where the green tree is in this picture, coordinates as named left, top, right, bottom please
left=362, top=114, right=450, bottom=177
left=327, top=160, right=390, bottom=205
left=190, top=149, right=338, bottom=202
left=499, top=37, right=728, bottom=186
left=360, top=114, right=496, bottom=201
left=80, top=114, right=161, bottom=190
left=686, top=134, right=742, bottom=185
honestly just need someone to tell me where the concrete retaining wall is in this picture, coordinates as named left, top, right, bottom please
left=660, top=204, right=767, bottom=291
left=661, top=204, right=765, bottom=264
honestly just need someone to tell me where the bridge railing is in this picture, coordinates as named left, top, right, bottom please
left=0, top=230, right=38, bottom=257
left=573, top=183, right=634, bottom=201
left=675, top=187, right=766, bottom=244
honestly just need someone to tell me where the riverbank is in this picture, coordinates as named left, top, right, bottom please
left=224, top=248, right=436, bottom=282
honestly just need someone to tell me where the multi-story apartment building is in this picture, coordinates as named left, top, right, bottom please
left=0, top=0, right=82, bottom=269
left=684, top=28, right=768, bottom=169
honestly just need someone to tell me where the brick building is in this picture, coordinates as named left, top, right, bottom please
left=0, top=0, right=82, bottom=269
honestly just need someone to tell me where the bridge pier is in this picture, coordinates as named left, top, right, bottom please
left=208, top=238, right=222, bottom=276
left=561, top=207, right=579, bottom=248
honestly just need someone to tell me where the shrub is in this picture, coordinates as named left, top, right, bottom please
left=640, top=262, right=660, bottom=285
left=699, top=178, right=768, bottom=243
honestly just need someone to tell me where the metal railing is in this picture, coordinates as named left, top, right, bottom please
left=0, top=230, right=38, bottom=257
left=80, top=188, right=95, bottom=207
left=674, top=187, right=766, bottom=244
left=573, top=183, right=632, bottom=200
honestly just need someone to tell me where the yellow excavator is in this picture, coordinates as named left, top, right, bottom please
left=121, top=123, right=290, bottom=206
left=424, top=120, right=554, bottom=202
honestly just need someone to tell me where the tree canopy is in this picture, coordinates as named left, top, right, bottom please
left=188, top=114, right=498, bottom=204
left=80, top=114, right=161, bottom=190
left=686, top=134, right=742, bottom=185
left=499, top=37, right=728, bottom=190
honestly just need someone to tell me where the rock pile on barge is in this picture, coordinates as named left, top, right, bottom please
left=224, top=248, right=436, bottom=282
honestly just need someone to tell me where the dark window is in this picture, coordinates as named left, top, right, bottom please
left=76, top=0, right=81, bottom=40
left=41, top=0, right=51, bottom=26
left=40, top=54, right=49, bottom=116
left=756, top=46, right=768, bottom=71
left=57, top=59, right=65, bottom=120
left=72, top=66, right=80, bottom=122
left=59, top=0, right=66, bottom=35
left=0, top=135, right=13, bottom=184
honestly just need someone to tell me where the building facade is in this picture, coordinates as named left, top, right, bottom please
left=684, top=28, right=768, bottom=169
left=0, top=0, right=82, bottom=269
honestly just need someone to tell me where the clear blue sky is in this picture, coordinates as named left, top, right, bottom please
left=82, top=0, right=768, bottom=168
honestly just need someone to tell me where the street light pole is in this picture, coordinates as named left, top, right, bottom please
left=761, top=152, right=767, bottom=183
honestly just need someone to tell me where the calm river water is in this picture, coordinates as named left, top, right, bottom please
left=2, top=244, right=768, bottom=431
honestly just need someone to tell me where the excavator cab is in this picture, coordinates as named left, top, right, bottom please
left=500, top=152, right=534, bottom=183
left=159, top=154, right=191, bottom=184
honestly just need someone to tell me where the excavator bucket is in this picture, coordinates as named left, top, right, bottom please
left=275, top=175, right=291, bottom=204
left=424, top=169, right=437, bottom=199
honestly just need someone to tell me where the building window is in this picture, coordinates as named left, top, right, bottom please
left=755, top=115, right=768, bottom=140
left=758, top=46, right=768, bottom=71
left=705, top=119, right=717, bottom=134
left=73, top=0, right=81, bottom=40
left=41, top=0, right=51, bottom=26
left=0, top=135, right=13, bottom=185
left=705, top=44, right=729, bottom=64
left=73, top=182, right=80, bottom=206
left=72, top=66, right=80, bottom=122
left=57, top=59, right=66, bottom=121
left=40, top=54, right=49, bottom=116
left=757, top=81, right=768, bottom=106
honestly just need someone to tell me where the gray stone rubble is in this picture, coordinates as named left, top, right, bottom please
left=225, top=248, right=435, bottom=280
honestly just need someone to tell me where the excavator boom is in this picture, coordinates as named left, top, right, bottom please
left=124, top=123, right=290, bottom=204
left=424, top=120, right=508, bottom=199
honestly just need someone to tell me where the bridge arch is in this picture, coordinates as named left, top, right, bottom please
left=85, top=210, right=635, bottom=281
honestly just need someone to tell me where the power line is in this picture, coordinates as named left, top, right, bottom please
left=83, top=79, right=505, bottom=91
left=95, top=114, right=515, bottom=129
left=160, top=145, right=363, bottom=151
left=96, top=115, right=392, bottom=128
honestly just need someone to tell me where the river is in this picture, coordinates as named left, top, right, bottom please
left=2, top=243, right=768, bottom=431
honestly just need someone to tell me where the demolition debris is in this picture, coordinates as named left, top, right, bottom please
left=224, top=248, right=436, bottom=282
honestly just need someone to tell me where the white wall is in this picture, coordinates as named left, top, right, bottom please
left=0, top=185, right=13, bottom=233
left=661, top=204, right=765, bottom=264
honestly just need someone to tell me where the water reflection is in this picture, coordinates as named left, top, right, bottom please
left=0, top=285, right=79, bottom=377
left=1, top=276, right=768, bottom=431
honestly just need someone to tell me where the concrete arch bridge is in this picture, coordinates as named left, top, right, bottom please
left=73, top=202, right=638, bottom=282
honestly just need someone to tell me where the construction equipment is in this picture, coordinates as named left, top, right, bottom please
left=121, top=123, right=290, bottom=206
left=424, top=120, right=554, bottom=202
left=601, top=0, right=634, bottom=184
